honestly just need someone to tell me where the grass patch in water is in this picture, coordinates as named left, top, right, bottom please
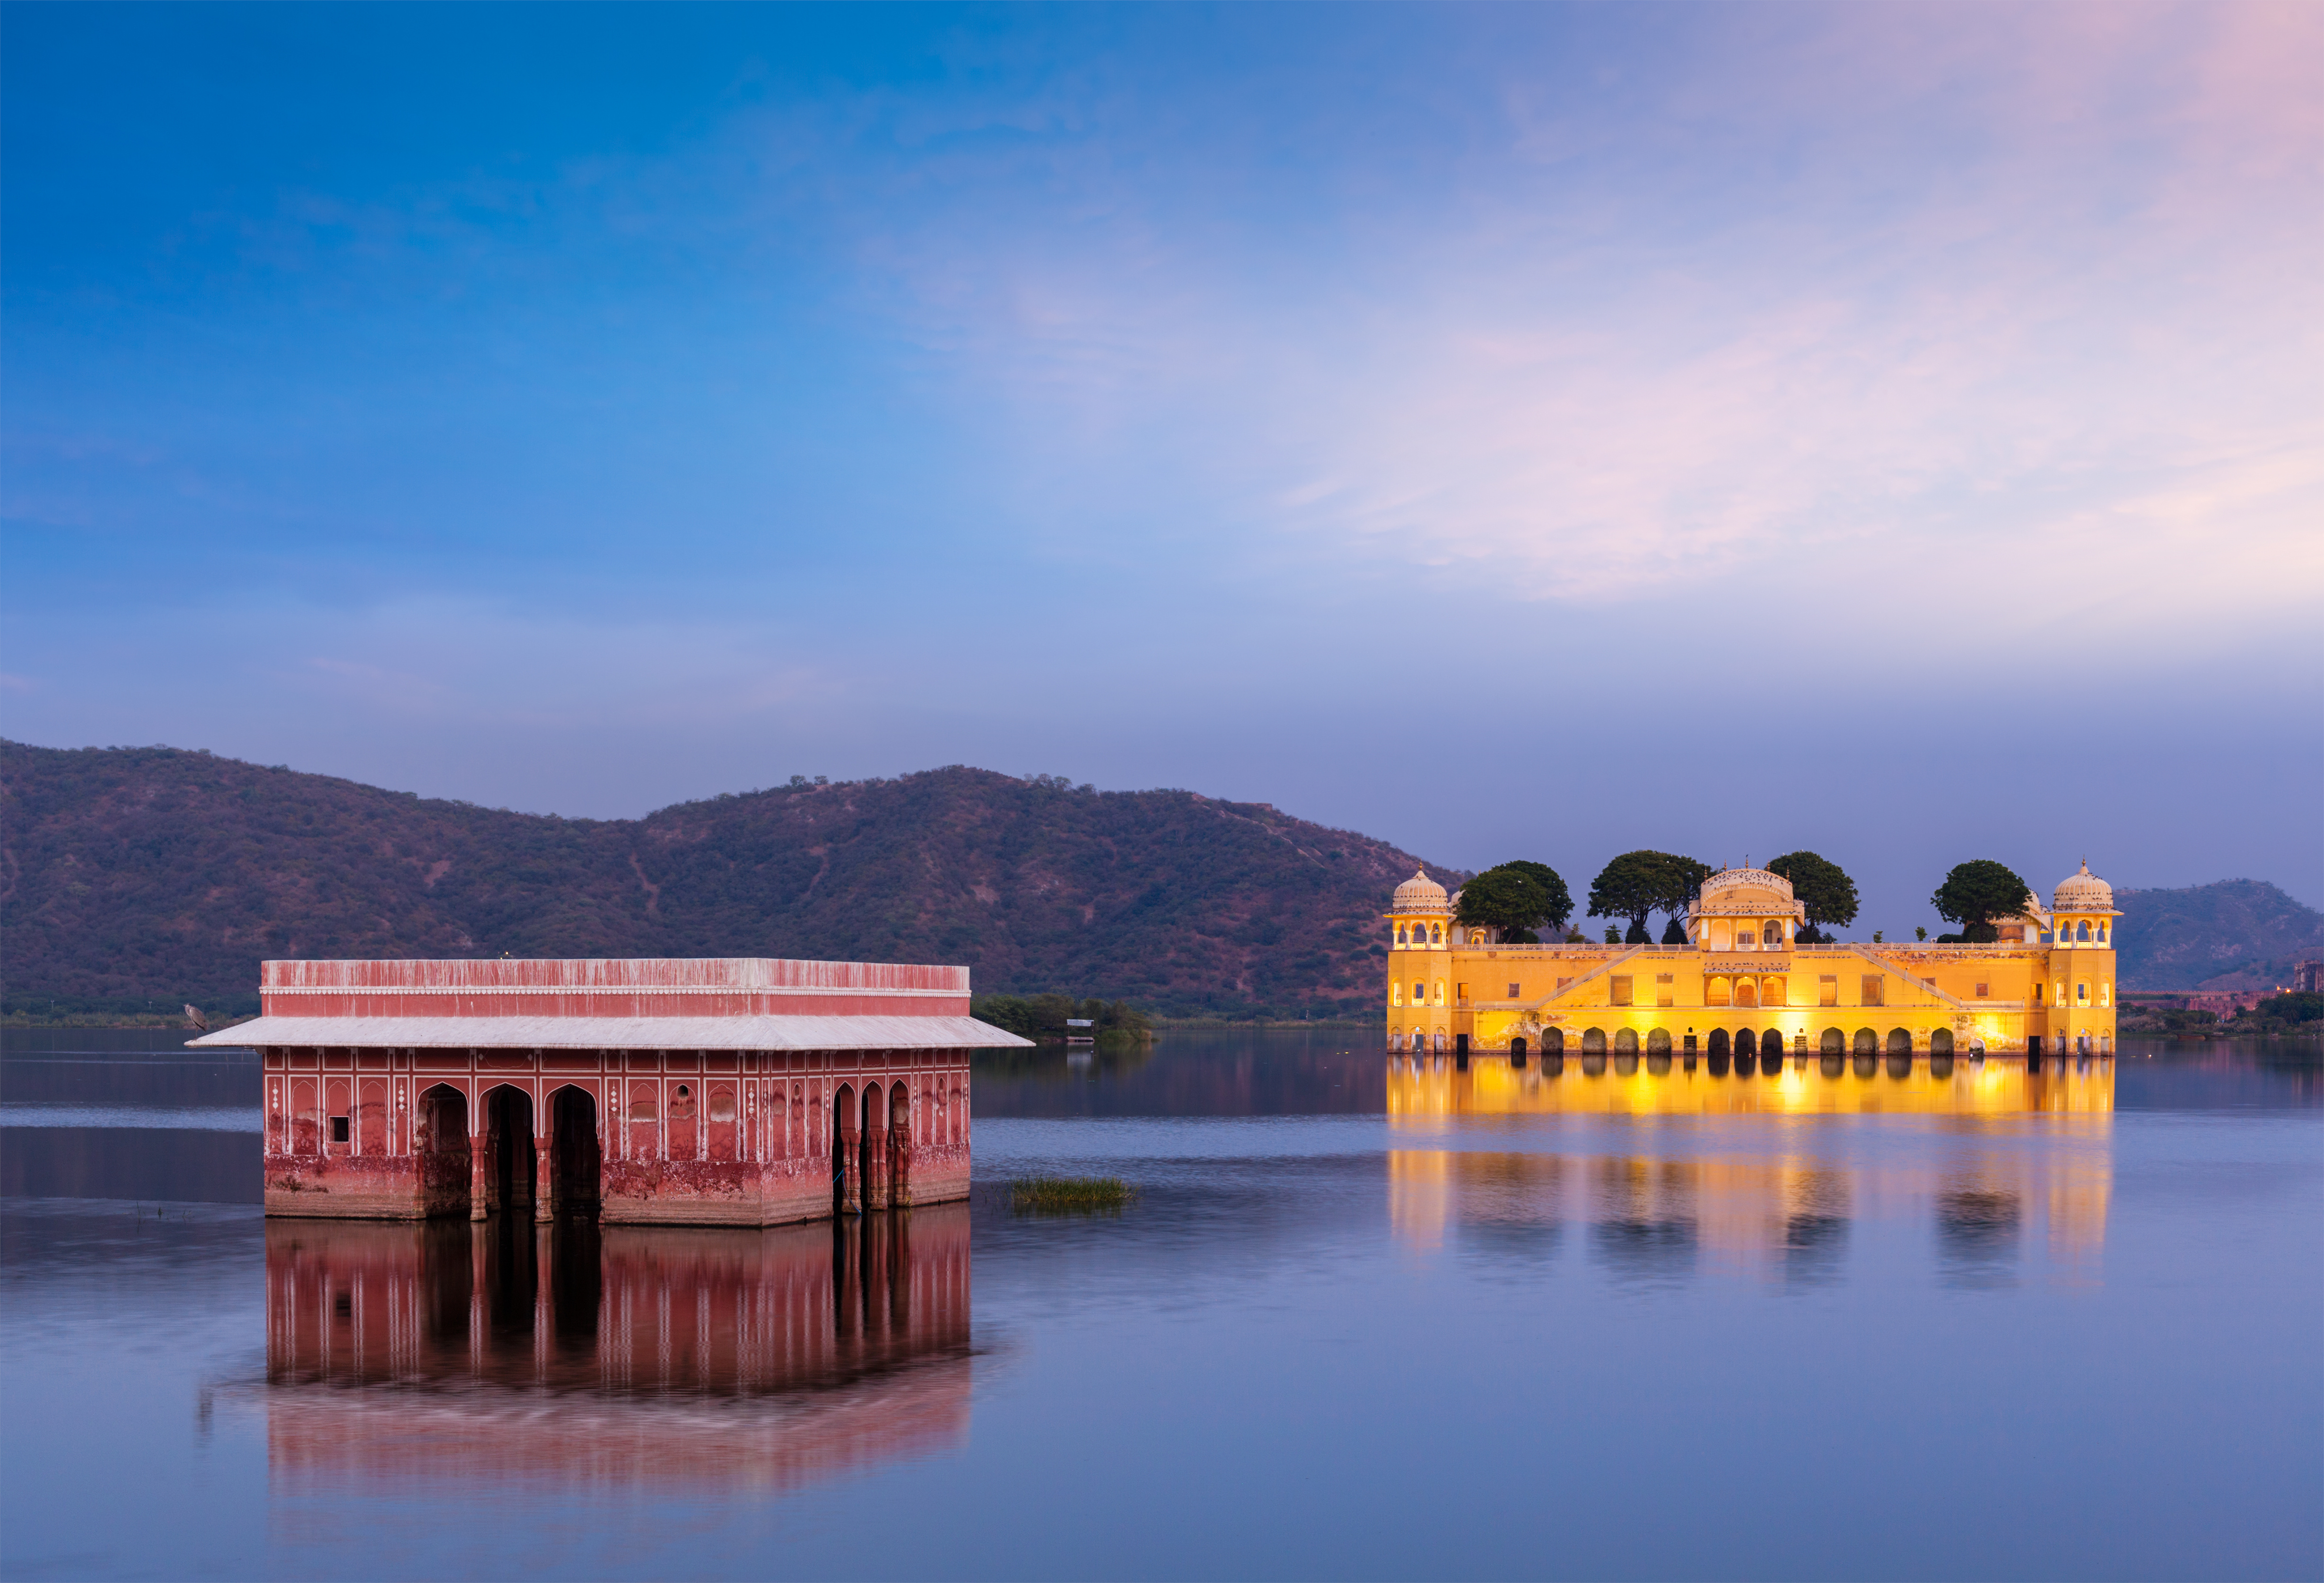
left=1011, top=1175, right=1136, bottom=1213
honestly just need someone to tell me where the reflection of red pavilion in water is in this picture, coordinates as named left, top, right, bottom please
left=262, top=1208, right=972, bottom=1492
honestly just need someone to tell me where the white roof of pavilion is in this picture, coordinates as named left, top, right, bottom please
left=188, top=1014, right=1029, bottom=1051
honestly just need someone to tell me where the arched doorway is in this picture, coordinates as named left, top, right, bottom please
left=1820, top=1027, right=1845, bottom=1056
left=1930, top=1028, right=1955, bottom=1057
left=1581, top=1027, right=1607, bottom=1055
left=1541, top=1028, right=1564, bottom=1058
left=416, top=1084, right=471, bottom=1218
left=1646, top=1028, right=1671, bottom=1055
left=550, top=1086, right=599, bottom=1216
left=1510, top=1036, right=1527, bottom=1063
left=1853, top=1027, right=1878, bottom=1057
left=833, top=1084, right=859, bottom=1215
left=1614, top=1028, right=1639, bottom=1055
left=1735, top=978, right=1759, bottom=1008
left=1706, top=1029, right=1730, bottom=1059
left=1886, top=1028, right=1913, bottom=1056
left=1761, top=1030, right=1784, bottom=1060
left=484, top=1086, right=535, bottom=1218
left=888, top=1080, right=912, bottom=1208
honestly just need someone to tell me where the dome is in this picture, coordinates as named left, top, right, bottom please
left=2052, top=861, right=2114, bottom=914
left=1393, top=868, right=1449, bottom=911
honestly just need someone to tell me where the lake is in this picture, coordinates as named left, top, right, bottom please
left=3, top=1028, right=2319, bottom=1581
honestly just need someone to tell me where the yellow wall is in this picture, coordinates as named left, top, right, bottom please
left=1384, top=904, right=2118, bottom=1056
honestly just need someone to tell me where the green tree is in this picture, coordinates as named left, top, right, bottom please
left=1766, top=851, right=1859, bottom=940
left=1931, top=859, right=2032, bottom=944
left=1587, top=850, right=1711, bottom=938
left=1456, top=861, right=1572, bottom=944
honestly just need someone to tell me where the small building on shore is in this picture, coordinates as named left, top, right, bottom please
left=190, top=956, right=1030, bottom=1224
left=1384, top=862, right=2122, bottom=1060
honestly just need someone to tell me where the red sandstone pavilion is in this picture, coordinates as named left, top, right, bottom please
left=188, top=956, right=1031, bottom=1224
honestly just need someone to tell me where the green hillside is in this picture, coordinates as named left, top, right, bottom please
left=0, top=743, right=1457, bottom=1021
left=2115, top=880, right=2324, bottom=990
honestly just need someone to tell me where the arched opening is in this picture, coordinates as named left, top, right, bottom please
left=1430, top=924, right=1442, bottom=945
left=706, top=1082, right=738, bottom=1163
left=550, top=1086, right=599, bottom=1216
left=1395, top=926, right=1407, bottom=945
left=484, top=1086, right=535, bottom=1218
left=1542, top=1028, right=1565, bottom=1058
left=1762, top=923, right=1782, bottom=947
left=889, top=1079, right=913, bottom=1207
left=1646, top=1028, right=1671, bottom=1055
left=1820, top=1027, right=1845, bottom=1056
left=1735, top=978, right=1759, bottom=1008
left=1886, top=1028, right=1912, bottom=1056
left=832, top=1083, right=859, bottom=1215
left=2076, top=921, right=2090, bottom=942
left=671, top=1082, right=699, bottom=1162
left=1510, top=1036, right=1527, bottom=1063
left=1930, top=1028, right=1954, bottom=1057
left=1710, top=919, right=1733, bottom=950
left=1707, top=1029, right=1730, bottom=1059
left=1707, top=975, right=1732, bottom=1007
left=1581, top=1027, right=1607, bottom=1055
left=1614, top=1028, right=1639, bottom=1055
left=1761, top=1030, right=1784, bottom=1060
left=1853, top=1028, right=1878, bottom=1057
left=416, top=1084, right=471, bottom=1218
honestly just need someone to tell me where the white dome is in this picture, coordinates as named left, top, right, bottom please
left=1393, top=868, right=1449, bottom=910
left=2052, top=861, right=2114, bottom=913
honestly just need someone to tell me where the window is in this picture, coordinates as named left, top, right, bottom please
left=2097, top=925, right=2107, bottom=944
left=1413, top=981, right=1425, bottom=1004
left=1391, top=982, right=1403, bottom=1006
left=1861, top=975, right=1884, bottom=1006
left=2076, top=921, right=2090, bottom=942
left=1611, top=976, right=1633, bottom=1006
left=1430, top=924, right=1442, bottom=945
left=1432, top=980, right=1446, bottom=1006
left=2101, top=982, right=2111, bottom=1006
left=1707, top=975, right=1732, bottom=1007
left=1508, top=982, right=1521, bottom=999
left=330, top=1116, right=350, bottom=1144
left=2033, top=983, right=2043, bottom=1004
left=1762, top=923, right=1782, bottom=946
left=1763, top=976, right=1785, bottom=1007
left=1819, top=974, right=1839, bottom=1007
left=1974, top=982, right=1989, bottom=999
left=1555, top=977, right=1572, bottom=991
left=1656, top=973, right=1674, bottom=1008
left=1395, top=926, right=1407, bottom=945
left=1456, top=983, right=1469, bottom=1006
left=2077, top=981, right=2089, bottom=1004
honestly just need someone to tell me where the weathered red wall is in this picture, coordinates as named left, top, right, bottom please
left=261, top=1046, right=972, bottom=1225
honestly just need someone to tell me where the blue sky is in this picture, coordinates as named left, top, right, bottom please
left=5, top=2, right=2320, bottom=931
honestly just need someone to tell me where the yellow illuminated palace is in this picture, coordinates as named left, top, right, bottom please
left=1384, top=862, right=2121, bottom=1059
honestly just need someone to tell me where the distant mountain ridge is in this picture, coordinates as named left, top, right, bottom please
left=0, top=743, right=1459, bottom=1020
left=2114, top=880, right=2324, bottom=991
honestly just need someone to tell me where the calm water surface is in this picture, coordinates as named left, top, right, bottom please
left=3, top=1029, right=2319, bottom=1581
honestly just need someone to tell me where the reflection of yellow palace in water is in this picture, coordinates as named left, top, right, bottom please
left=1385, top=862, right=2121, bottom=1060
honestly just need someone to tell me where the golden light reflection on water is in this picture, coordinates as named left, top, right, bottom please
left=1387, top=1056, right=2113, bottom=1281
left=1389, top=1053, right=2114, bottom=1118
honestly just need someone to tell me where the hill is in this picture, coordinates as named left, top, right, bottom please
left=2115, top=880, right=2324, bottom=991
left=0, top=743, right=1459, bottom=1021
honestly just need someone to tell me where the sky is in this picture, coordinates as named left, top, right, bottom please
left=4, top=1, right=2320, bottom=935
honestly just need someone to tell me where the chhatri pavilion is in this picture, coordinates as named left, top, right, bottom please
left=1384, top=862, right=2120, bottom=1061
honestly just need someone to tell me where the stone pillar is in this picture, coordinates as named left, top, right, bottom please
left=861, top=1115, right=889, bottom=1211
left=836, top=1109, right=862, bottom=1216
left=470, top=1107, right=489, bottom=1222
left=889, top=1108, right=912, bottom=1208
